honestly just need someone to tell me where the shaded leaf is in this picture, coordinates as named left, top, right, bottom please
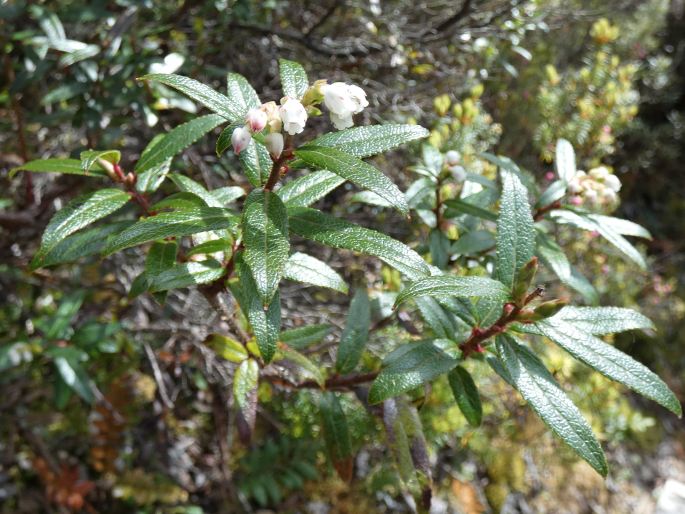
left=394, top=275, right=509, bottom=308
left=283, top=252, right=347, bottom=293
left=448, top=366, right=482, bottom=427
left=336, top=289, right=371, bottom=374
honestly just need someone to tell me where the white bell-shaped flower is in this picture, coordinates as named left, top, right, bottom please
left=265, top=132, right=284, bottom=159
left=347, top=84, right=369, bottom=114
left=604, top=173, right=621, bottom=193
left=445, top=150, right=461, bottom=166
left=246, top=108, right=267, bottom=133
left=231, top=126, right=251, bottom=155
left=322, top=82, right=369, bottom=130
left=329, top=112, right=354, bottom=130
left=279, top=97, right=308, bottom=135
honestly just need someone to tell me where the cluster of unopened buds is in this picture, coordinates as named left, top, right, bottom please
left=567, top=166, right=621, bottom=209
left=444, top=150, right=467, bottom=182
left=231, top=80, right=369, bottom=159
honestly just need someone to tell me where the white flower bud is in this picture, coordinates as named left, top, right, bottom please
left=567, top=177, right=583, bottom=194
left=265, top=132, right=284, bottom=159
left=589, top=166, right=610, bottom=180
left=445, top=150, right=461, bottom=166
left=279, top=97, right=308, bottom=135
left=245, top=108, right=267, bottom=133
left=601, top=188, right=618, bottom=204
left=330, top=112, right=354, bottom=130
left=584, top=189, right=598, bottom=203
left=231, top=126, right=251, bottom=155
left=604, top=173, right=621, bottom=193
left=449, top=165, right=467, bottom=183
left=261, top=101, right=282, bottom=133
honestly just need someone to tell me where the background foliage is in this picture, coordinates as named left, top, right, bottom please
left=1, top=1, right=684, bottom=513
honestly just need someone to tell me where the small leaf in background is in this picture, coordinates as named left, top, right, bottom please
left=320, top=392, right=353, bottom=481
left=34, top=189, right=131, bottom=265
left=296, top=146, right=409, bottom=216
left=283, top=252, right=348, bottom=293
left=394, top=275, right=509, bottom=308
left=555, top=139, right=576, bottom=182
left=136, top=134, right=172, bottom=192
left=280, top=324, right=332, bottom=350
left=443, top=198, right=498, bottom=222
left=278, top=344, right=324, bottom=386
left=495, top=168, right=535, bottom=290
left=169, top=174, right=223, bottom=207
left=306, top=124, right=429, bottom=159
left=495, top=335, right=607, bottom=476
left=451, top=230, right=496, bottom=256
left=47, top=347, right=95, bottom=404
left=278, top=58, right=308, bottom=99
left=448, top=366, right=482, bottom=427
left=149, top=259, right=226, bottom=292
left=134, top=114, right=225, bottom=173
left=41, top=290, right=85, bottom=340
left=536, top=318, right=681, bottom=416
left=140, top=74, right=241, bottom=121
left=288, top=207, right=430, bottom=280
left=80, top=149, right=120, bottom=173
left=10, top=158, right=107, bottom=178
left=336, top=289, right=371, bottom=374
left=234, top=358, right=259, bottom=444
left=277, top=170, right=345, bottom=208
left=206, top=334, right=248, bottom=363
left=242, top=190, right=290, bottom=304
left=143, top=240, right=178, bottom=301
left=429, top=229, right=450, bottom=269
left=104, top=207, right=238, bottom=255
left=368, top=341, right=459, bottom=404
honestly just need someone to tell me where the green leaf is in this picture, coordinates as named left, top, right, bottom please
left=149, top=259, right=226, bottom=292
left=280, top=324, right=332, bottom=350
left=186, top=238, right=232, bottom=258
left=537, top=180, right=566, bottom=209
left=234, top=358, right=259, bottom=411
left=550, top=306, right=654, bottom=335
left=496, top=169, right=535, bottom=289
left=215, top=123, right=241, bottom=157
left=80, top=149, right=121, bottom=173
left=232, top=262, right=281, bottom=363
left=283, top=252, right=348, bottom=293
left=144, top=240, right=178, bottom=300
left=415, top=296, right=464, bottom=338
left=443, top=198, right=497, bottom=222
left=394, top=275, right=509, bottom=308
left=10, top=158, right=107, bottom=178
left=306, top=124, right=429, bottom=159
left=104, top=207, right=238, bottom=255
left=296, top=146, right=409, bottom=216
left=140, top=73, right=241, bottom=121
left=239, top=140, right=272, bottom=187
left=150, top=192, right=207, bottom=212
left=35, top=189, right=130, bottom=264
left=368, top=341, right=459, bottom=404
left=451, top=230, right=496, bottom=255
left=336, top=289, right=371, bottom=374
left=536, top=318, right=680, bottom=416
left=35, top=221, right=132, bottom=269
left=136, top=134, right=172, bottom=192
left=320, top=392, right=353, bottom=481
left=135, top=114, right=225, bottom=173
left=587, top=214, right=652, bottom=240
left=242, top=190, right=290, bottom=304
left=206, top=334, right=248, bottom=363
left=555, top=139, right=576, bottom=182
left=48, top=347, right=95, bottom=404
left=448, top=366, right=482, bottom=427
left=169, top=174, right=223, bottom=207
left=288, top=207, right=429, bottom=280
left=277, top=170, right=345, bottom=207
left=495, top=335, right=607, bottom=475
left=226, top=72, right=260, bottom=116
left=278, top=345, right=325, bottom=386
left=213, top=186, right=246, bottom=205
left=279, top=58, right=308, bottom=99
left=44, top=291, right=85, bottom=340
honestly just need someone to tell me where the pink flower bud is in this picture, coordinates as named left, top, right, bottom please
left=231, top=126, right=251, bottom=155
left=265, top=132, right=284, bottom=159
left=245, top=108, right=267, bottom=133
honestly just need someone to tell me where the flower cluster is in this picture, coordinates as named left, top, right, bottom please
left=568, top=166, right=621, bottom=209
left=231, top=79, right=368, bottom=158
left=444, top=150, right=467, bottom=182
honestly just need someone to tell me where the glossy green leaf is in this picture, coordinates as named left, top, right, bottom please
left=150, top=192, right=207, bottom=212
left=143, top=240, right=178, bottom=300
left=186, top=238, right=232, bottom=257
left=48, top=347, right=94, bottom=404
left=535, top=318, right=680, bottom=416
left=35, top=189, right=130, bottom=264
left=415, top=296, right=463, bottom=338
left=443, top=198, right=497, bottom=222
left=149, top=259, right=225, bottom=292
left=283, top=252, right=348, bottom=293
left=234, top=358, right=259, bottom=411
left=320, top=392, right=353, bottom=481
left=104, top=207, right=238, bottom=255
left=448, top=366, right=482, bottom=427
left=336, top=289, right=371, bottom=374
left=288, top=207, right=429, bottom=280
left=307, top=124, right=429, bottom=159
left=226, top=72, right=260, bottom=116
left=215, top=123, right=241, bottom=157
left=296, top=146, right=409, bottom=216
left=206, top=334, right=248, bottom=363
left=80, top=149, right=120, bottom=173
left=10, top=158, right=107, bottom=178
left=34, top=221, right=132, bottom=269
left=550, top=306, right=654, bottom=335
left=368, top=341, right=459, bottom=404
left=279, top=58, right=308, bottom=99
left=495, top=335, right=607, bottom=476
left=451, top=230, right=496, bottom=255
left=496, top=169, right=535, bottom=289
left=394, top=275, right=509, bottom=308
left=135, top=114, right=225, bottom=173
left=136, top=134, right=172, bottom=192
left=280, top=324, right=332, bottom=350
left=278, top=345, right=325, bottom=386
left=587, top=214, right=652, bottom=240
left=242, top=190, right=290, bottom=304
left=43, top=291, right=85, bottom=340
left=140, top=73, right=241, bottom=121
left=169, top=174, right=223, bottom=207
left=277, top=170, right=345, bottom=207
left=239, top=139, right=272, bottom=187
left=555, top=139, right=576, bottom=182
